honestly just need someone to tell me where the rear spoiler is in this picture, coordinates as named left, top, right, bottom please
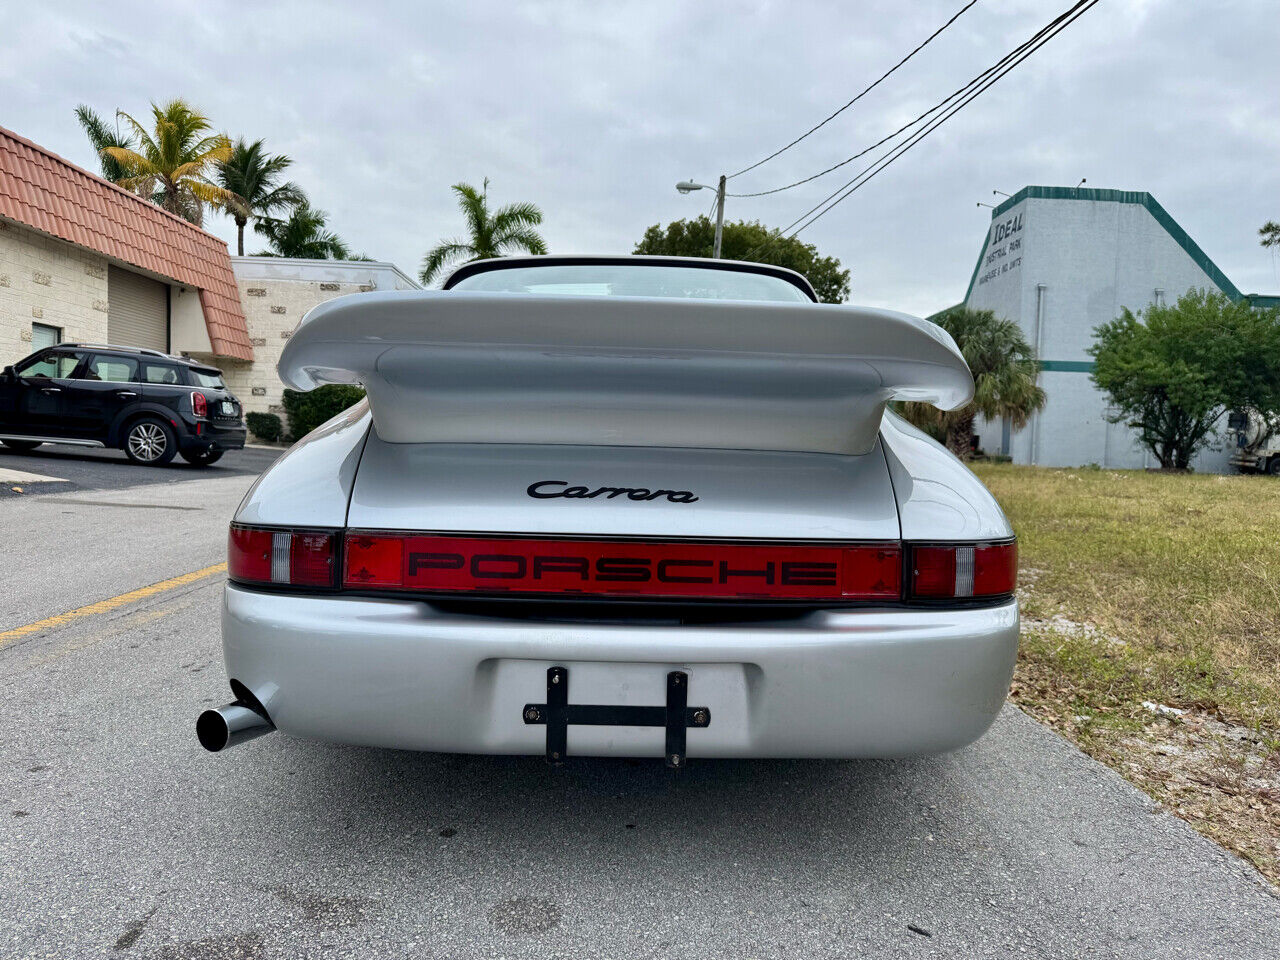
left=278, top=291, right=973, bottom=456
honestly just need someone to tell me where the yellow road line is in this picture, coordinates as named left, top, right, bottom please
left=0, top=562, right=226, bottom=648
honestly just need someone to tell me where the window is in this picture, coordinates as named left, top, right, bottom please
left=31, top=322, right=62, bottom=352
left=190, top=369, right=225, bottom=389
left=141, top=362, right=183, bottom=385
left=448, top=263, right=814, bottom=303
left=82, top=355, right=139, bottom=383
left=16, top=350, right=85, bottom=379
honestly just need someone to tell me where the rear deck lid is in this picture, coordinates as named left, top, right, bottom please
left=346, top=437, right=900, bottom=541
left=279, top=290, right=972, bottom=458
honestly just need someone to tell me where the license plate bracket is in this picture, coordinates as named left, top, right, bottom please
left=523, top=666, right=710, bottom=768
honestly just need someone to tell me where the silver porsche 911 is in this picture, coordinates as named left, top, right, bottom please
left=197, top=256, right=1018, bottom=766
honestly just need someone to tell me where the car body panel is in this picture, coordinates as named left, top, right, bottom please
left=879, top=410, right=1015, bottom=541
left=234, top=399, right=372, bottom=527
left=277, top=289, right=973, bottom=457
left=346, top=431, right=901, bottom=540
left=223, top=584, right=1018, bottom=758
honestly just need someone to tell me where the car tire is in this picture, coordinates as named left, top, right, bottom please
left=0, top=439, right=42, bottom=452
left=180, top=448, right=224, bottom=466
left=1268, top=456, right=1280, bottom=476
left=123, top=418, right=178, bottom=466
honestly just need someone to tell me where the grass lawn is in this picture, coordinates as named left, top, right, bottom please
left=971, top=463, right=1280, bottom=885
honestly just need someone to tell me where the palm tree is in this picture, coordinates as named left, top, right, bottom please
left=100, top=99, right=234, bottom=225
left=420, top=178, right=546, bottom=284
left=901, top=307, right=1046, bottom=459
left=217, top=139, right=305, bottom=255
left=74, top=105, right=135, bottom=184
left=253, top=202, right=353, bottom=259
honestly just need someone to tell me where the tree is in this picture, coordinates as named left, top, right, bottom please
left=420, top=179, right=546, bottom=284
left=1090, top=289, right=1280, bottom=469
left=1261, top=220, right=1280, bottom=249
left=217, top=139, right=304, bottom=256
left=74, top=105, right=134, bottom=184
left=900, top=307, right=1046, bottom=459
left=634, top=217, right=850, bottom=304
left=253, top=202, right=353, bottom=259
left=101, top=100, right=234, bottom=225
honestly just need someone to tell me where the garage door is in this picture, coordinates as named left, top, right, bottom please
left=108, top=266, right=168, bottom=352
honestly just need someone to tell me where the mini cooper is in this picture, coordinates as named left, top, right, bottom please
left=198, top=256, right=1018, bottom=765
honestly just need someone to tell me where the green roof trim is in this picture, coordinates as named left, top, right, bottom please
left=962, top=185, right=1278, bottom=307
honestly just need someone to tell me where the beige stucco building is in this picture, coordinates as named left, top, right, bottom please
left=0, top=126, right=253, bottom=372
left=224, top=257, right=419, bottom=417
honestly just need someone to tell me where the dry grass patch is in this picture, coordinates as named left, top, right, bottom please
left=972, top=463, right=1280, bottom=884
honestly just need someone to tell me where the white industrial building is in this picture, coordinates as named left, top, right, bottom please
left=955, top=186, right=1278, bottom=472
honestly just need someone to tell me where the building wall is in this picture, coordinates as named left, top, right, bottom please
left=221, top=258, right=419, bottom=423
left=0, top=218, right=109, bottom=364
left=965, top=191, right=1235, bottom=472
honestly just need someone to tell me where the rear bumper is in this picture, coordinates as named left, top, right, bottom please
left=180, top=420, right=246, bottom=452
left=221, top=585, right=1019, bottom=759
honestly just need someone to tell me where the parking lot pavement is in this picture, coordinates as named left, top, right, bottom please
left=0, top=442, right=280, bottom=497
left=0, top=471, right=260, bottom=633
left=1, top=480, right=1278, bottom=959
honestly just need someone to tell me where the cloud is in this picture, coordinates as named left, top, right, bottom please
left=5, top=0, right=1277, bottom=310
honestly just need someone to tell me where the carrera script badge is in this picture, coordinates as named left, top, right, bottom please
left=527, top=480, right=699, bottom=504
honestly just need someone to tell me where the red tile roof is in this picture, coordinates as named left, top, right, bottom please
left=0, top=125, right=252, bottom=361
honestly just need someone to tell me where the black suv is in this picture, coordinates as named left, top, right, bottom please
left=0, top=343, right=247, bottom=466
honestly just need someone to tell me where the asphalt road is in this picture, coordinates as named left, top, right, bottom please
left=1, top=463, right=1278, bottom=959
left=0, top=442, right=280, bottom=497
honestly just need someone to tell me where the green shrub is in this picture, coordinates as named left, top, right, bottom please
left=244, top=412, right=283, bottom=444
left=281, top=385, right=366, bottom=440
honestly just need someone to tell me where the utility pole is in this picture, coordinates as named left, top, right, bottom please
left=712, top=174, right=726, bottom=259
left=676, top=177, right=728, bottom=258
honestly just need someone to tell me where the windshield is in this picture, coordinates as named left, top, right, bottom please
left=190, top=369, right=225, bottom=389
left=449, top=263, right=812, bottom=303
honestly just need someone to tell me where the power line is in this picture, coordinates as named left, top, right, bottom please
left=785, top=0, right=1099, bottom=239
left=730, top=0, right=1088, bottom=199
left=738, top=0, right=1098, bottom=262
left=727, top=0, right=979, bottom=181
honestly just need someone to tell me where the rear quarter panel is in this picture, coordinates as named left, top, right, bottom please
left=879, top=409, right=1014, bottom=541
left=234, top=399, right=371, bottom=527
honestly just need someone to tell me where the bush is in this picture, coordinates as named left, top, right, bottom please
left=244, top=412, right=283, bottom=444
left=281, top=385, right=366, bottom=440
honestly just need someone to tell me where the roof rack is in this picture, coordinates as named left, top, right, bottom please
left=60, top=343, right=174, bottom=359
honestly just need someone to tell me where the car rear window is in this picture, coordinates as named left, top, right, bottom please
left=449, top=263, right=813, bottom=303
left=190, top=369, right=225, bottom=389
left=141, top=363, right=183, bottom=385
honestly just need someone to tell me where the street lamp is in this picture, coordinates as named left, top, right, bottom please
left=676, top=175, right=727, bottom=259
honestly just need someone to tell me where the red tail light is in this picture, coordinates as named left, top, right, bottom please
left=229, top=525, right=337, bottom=588
left=343, top=533, right=902, bottom=602
left=910, top=541, right=1017, bottom=599
left=191, top=391, right=208, bottom=418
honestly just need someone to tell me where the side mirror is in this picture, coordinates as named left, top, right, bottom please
left=2, top=365, right=13, bottom=380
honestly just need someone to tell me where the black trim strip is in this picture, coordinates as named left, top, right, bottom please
left=441, top=255, right=819, bottom=302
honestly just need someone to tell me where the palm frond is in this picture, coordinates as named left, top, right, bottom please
left=451, top=182, right=489, bottom=244
left=491, top=201, right=543, bottom=233
left=420, top=240, right=477, bottom=284
left=493, top=227, right=547, bottom=257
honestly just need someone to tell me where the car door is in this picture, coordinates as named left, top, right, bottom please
left=2, top=349, right=88, bottom=435
left=61, top=353, right=142, bottom=440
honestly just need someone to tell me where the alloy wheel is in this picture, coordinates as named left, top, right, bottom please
left=128, top=423, right=168, bottom=462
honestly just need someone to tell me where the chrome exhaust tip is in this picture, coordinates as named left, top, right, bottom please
left=197, top=702, right=274, bottom=752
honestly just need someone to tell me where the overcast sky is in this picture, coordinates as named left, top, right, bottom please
left=5, top=0, right=1278, bottom=314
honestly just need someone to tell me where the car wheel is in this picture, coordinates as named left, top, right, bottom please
left=0, top=439, right=42, bottom=452
left=124, top=418, right=177, bottom=466
left=180, top=448, right=224, bottom=466
left=1268, top=456, right=1280, bottom=476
